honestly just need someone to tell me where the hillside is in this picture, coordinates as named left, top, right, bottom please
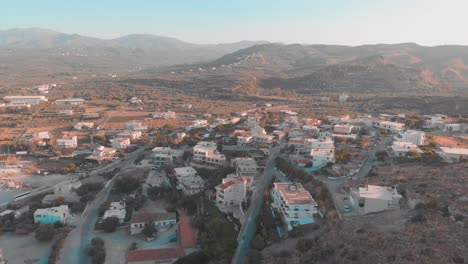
left=185, top=43, right=468, bottom=94
left=0, top=28, right=266, bottom=81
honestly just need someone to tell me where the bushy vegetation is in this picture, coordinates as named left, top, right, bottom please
left=88, top=237, right=106, bottom=264
left=192, top=198, right=238, bottom=264
left=35, top=224, right=56, bottom=242
left=114, top=175, right=141, bottom=194
left=99, top=216, right=120, bottom=233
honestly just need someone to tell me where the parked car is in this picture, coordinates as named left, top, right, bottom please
left=344, top=205, right=351, bottom=213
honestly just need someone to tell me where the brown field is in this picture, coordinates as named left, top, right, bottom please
left=429, top=134, right=468, bottom=148
left=0, top=128, right=23, bottom=142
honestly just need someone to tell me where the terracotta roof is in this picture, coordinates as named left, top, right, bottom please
left=179, top=216, right=197, bottom=248
left=217, top=177, right=251, bottom=190
left=218, top=180, right=237, bottom=190
left=130, top=212, right=176, bottom=224
left=127, top=248, right=185, bottom=262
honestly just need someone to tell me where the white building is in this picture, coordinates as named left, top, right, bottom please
left=443, top=123, right=465, bottom=133
left=74, top=122, right=94, bottom=130
left=103, top=201, right=126, bottom=224
left=373, top=120, right=405, bottom=133
left=56, top=136, right=78, bottom=149
left=216, top=177, right=251, bottom=208
left=394, top=130, right=425, bottom=145
left=4, top=96, right=47, bottom=106
left=350, top=185, right=402, bottom=214
left=176, top=132, right=187, bottom=141
left=85, top=145, right=117, bottom=162
left=318, top=131, right=333, bottom=141
left=334, top=124, right=354, bottom=135
left=152, top=147, right=183, bottom=169
left=111, top=137, right=131, bottom=149
left=338, top=94, right=349, bottom=103
left=33, top=131, right=51, bottom=140
left=288, top=137, right=306, bottom=154
left=174, top=167, right=205, bottom=196
left=34, top=205, right=69, bottom=224
left=116, top=131, right=142, bottom=140
left=271, top=182, right=318, bottom=231
left=193, top=141, right=226, bottom=167
left=424, top=114, right=447, bottom=129
left=58, top=109, right=74, bottom=116
left=305, top=138, right=334, bottom=153
left=237, top=135, right=253, bottom=146
left=55, top=98, right=85, bottom=105
left=153, top=111, right=176, bottom=119
left=437, top=147, right=468, bottom=163
left=310, top=148, right=335, bottom=167
left=191, top=119, right=208, bottom=128
left=388, top=142, right=423, bottom=157
left=129, top=97, right=142, bottom=104
left=125, top=121, right=142, bottom=130
left=130, top=212, right=177, bottom=235
left=253, top=134, right=275, bottom=144
left=232, top=158, right=260, bottom=179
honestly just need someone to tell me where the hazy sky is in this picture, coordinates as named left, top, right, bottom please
left=2, top=0, right=467, bottom=45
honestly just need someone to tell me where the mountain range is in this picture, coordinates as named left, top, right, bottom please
left=0, top=28, right=266, bottom=78
left=1, top=28, right=468, bottom=95
left=194, top=43, right=468, bottom=94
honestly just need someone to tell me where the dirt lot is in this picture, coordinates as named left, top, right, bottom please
left=0, top=233, right=53, bottom=264
left=428, top=134, right=468, bottom=148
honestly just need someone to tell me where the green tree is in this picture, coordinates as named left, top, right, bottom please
left=88, top=237, right=106, bottom=264
left=35, top=224, right=56, bottom=242
left=100, top=216, right=119, bottom=232
left=142, top=221, right=157, bottom=238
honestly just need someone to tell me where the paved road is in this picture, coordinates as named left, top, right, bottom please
left=231, top=146, right=281, bottom=264
left=57, top=148, right=145, bottom=264
left=356, top=135, right=392, bottom=179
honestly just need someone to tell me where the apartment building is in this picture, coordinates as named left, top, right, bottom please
left=216, top=177, right=251, bottom=208
left=232, top=158, right=260, bottom=179
left=174, top=167, right=205, bottom=196
left=237, top=135, right=253, bottom=146
left=193, top=141, right=226, bottom=167
left=271, top=182, right=318, bottom=231
left=152, top=147, right=183, bottom=169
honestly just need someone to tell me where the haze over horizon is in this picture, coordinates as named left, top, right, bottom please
left=2, top=0, right=468, bottom=46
